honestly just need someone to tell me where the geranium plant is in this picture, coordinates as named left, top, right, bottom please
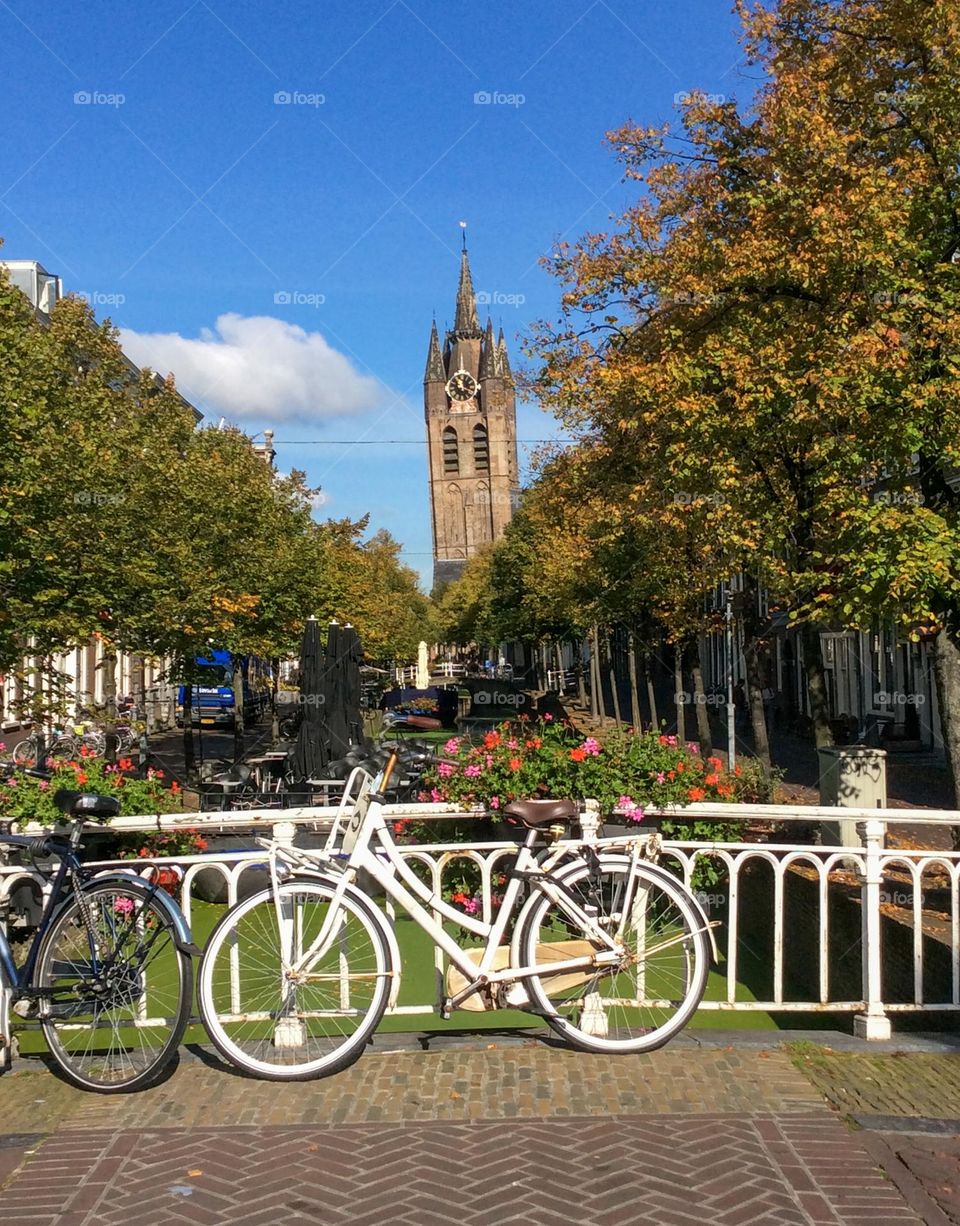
left=421, top=719, right=771, bottom=821
left=0, top=749, right=184, bottom=828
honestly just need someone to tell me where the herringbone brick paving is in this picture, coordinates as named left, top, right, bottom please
left=0, top=1047, right=927, bottom=1224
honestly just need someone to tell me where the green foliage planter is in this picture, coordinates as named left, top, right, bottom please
left=0, top=753, right=203, bottom=861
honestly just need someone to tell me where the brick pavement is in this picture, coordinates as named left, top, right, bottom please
left=0, top=1045, right=928, bottom=1225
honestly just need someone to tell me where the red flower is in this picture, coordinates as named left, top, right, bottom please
left=705, top=773, right=720, bottom=786
left=75, top=771, right=88, bottom=786
left=569, top=748, right=586, bottom=762
left=707, top=756, right=724, bottom=769
left=483, top=732, right=501, bottom=749
left=508, top=757, right=521, bottom=771
left=195, top=837, right=209, bottom=852
left=687, top=787, right=706, bottom=802
left=676, top=761, right=685, bottom=772
left=525, top=737, right=542, bottom=749
left=118, top=758, right=134, bottom=772
left=392, top=820, right=409, bottom=836
left=170, top=781, right=181, bottom=794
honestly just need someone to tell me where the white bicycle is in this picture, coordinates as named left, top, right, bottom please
left=197, top=745, right=715, bottom=1081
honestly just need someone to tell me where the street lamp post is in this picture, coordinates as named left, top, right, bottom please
left=726, top=587, right=736, bottom=770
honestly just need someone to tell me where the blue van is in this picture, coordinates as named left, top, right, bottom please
left=175, top=650, right=271, bottom=728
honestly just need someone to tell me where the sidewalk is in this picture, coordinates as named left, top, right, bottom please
left=0, top=1036, right=952, bottom=1225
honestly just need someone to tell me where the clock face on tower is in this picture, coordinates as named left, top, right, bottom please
left=445, top=368, right=478, bottom=403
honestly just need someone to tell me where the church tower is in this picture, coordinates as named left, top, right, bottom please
left=425, top=240, right=520, bottom=590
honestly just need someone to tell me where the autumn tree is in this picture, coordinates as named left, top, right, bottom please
left=526, top=0, right=960, bottom=796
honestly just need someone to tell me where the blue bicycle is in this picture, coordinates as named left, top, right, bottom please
left=0, top=766, right=199, bottom=1092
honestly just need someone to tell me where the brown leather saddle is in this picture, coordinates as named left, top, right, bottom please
left=502, top=798, right=578, bottom=829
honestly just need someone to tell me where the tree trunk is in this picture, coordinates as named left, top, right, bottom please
left=606, top=628, right=622, bottom=724
left=688, top=639, right=713, bottom=759
left=932, top=621, right=960, bottom=848
left=673, top=645, right=686, bottom=744
left=644, top=651, right=659, bottom=730
left=743, top=638, right=772, bottom=774
left=100, top=644, right=119, bottom=764
left=590, top=624, right=604, bottom=721
left=627, top=633, right=642, bottom=730
left=233, top=657, right=246, bottom=765
left=800, top=622, right=834, bottom=748
left=271, top=656, right=280, bottom=742
left=577, top=640, right=587, bottom=708
left=181, top=678, right=196, bottom=782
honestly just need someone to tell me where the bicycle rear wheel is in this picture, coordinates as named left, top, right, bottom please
left=518, top=856, right=709, bottom=1053
left=198, top=879, right=392, bottom=1081
left=11, top=736, right=39, bottom=766
left=34, top=879, right=192, bottom=1092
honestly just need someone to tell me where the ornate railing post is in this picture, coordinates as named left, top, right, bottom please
left=854, top=817, right=892, bottom=1041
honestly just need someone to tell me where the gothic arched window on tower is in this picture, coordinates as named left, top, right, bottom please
left=473, top=423, right=490, bottom=474
left=443, top=426, right=459, bottom=475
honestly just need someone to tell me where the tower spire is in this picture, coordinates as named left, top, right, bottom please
left=453, top=243, right=482, bottom=340
left=479, top=316, right=497, bottom=379
left=424, top=319, right=444, bottom=381
left=497, top=325, right=513, bottom=381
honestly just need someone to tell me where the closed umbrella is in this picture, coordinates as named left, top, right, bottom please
left=341, top=624, right=364, bottom=749
left=323, top=621, right=364, bottom=758
left=291, top=616, right=331, bottom=781
left=416, top=640, right=430, bottom=691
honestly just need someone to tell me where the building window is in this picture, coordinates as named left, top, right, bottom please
left=443, top=427, right=459, bottom=475
left=473, top=423, right=489, bottom=474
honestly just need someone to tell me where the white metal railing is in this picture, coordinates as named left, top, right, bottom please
left=2, top=802, right=958, bottom=1039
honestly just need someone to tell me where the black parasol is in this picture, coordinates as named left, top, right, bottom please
left=291, top=615, right=331, bottom=781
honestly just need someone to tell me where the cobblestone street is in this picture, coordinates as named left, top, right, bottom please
left=0, top=1040, right=951, bottom=1225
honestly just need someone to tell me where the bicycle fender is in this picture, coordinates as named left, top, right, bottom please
left=281, top=873, right=403, bottom=1010
left=510, top=854, right=718, bottom=967
left=86, top=870, right=203, bottom=958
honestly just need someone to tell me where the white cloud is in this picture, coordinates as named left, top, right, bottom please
left=119, top=313, right=384, bottom=422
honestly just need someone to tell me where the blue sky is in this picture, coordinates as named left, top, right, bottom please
left=1, top=0, right=747, bottom=586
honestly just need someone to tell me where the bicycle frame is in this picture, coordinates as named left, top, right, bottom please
left=271, top=758, right=625, bottom=1010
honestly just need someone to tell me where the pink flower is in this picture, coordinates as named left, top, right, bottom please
left=655, top=772, right=666, bottom=784
left=686, top=742, right=700, bottom=755
left=618, top=796, right=645, bottom=822
left=543, top=713, right=554, bottom=722
left=581, top=738, right=601, bottom=756
left=485, top=754, right=494, bottom=768
left=430, top=787, right=444, bottom=803
left=490, top=796, right=500, bottom=810
left=507, top=738, right=518, bottom=749
left=463, top=897, right=480, bottom=915
left=437, top=762, right=455, bottom=778
left=444, top=737, right=461, bottom=754
left=38, top=780, right=49, bottom=791
left=464, top=764, right=482, bottom=778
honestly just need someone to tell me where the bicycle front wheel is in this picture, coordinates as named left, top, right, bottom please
left=35, top=879, right=192, bottom=1092
left=518, top=856, right=709, bottom=1054
left=198, top=879, right=393, bottom=1081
